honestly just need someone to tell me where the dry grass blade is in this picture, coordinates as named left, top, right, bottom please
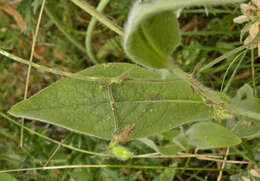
left=0, top=3, right=26, bottom=32
left=20, top=0, right=47, bottom=147
left=217, top=147, right=230, bottom=181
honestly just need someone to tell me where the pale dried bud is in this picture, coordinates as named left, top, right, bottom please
left=249, top=21, right=260, bottom=39
left=250, top=168, right=260, bottom=178
left=242, top=176, right=250, bottom=181
left=241, top=3, right=255, bottom=17
left=236, top=0, right=260, bottom=56
left=244, top=35, right=258, bottom=49
left=252, top=0, right=260, bottom=8
left=233, top=15, right=249, bottom=24
left=244, top=35, right=253, bottom=45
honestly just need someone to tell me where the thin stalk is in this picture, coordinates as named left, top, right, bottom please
left=0, top=112, right=111, bottom=157
left=134, top=153, right=248, bottom=164
left=223, top=50, right=247, bottom=93
left=0, top=49, right=107, bottom=82
left=21, top=0, right=46, bottom=148
left=168, top=60, right=224, bottom=104
left=71, top=0, right=123, bottom=36
left=217, top=147, right=230, bottom=181
left=220, top=50, right=245, bottom=92
left=182, top=9, right=236, bottom=14
left=0, top=164, right=243, bottom=174
left=182, top=30, right=239, bottom=36
left=251, top=50, right=257, bottom=96
left=44, top=143, right=62, bottom=167
left=198, top=45, right=246, bottom=73
left=85, top=0, right=110, bottom=64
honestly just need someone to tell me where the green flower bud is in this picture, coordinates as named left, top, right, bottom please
left=109, top=142, right=133, bottom=161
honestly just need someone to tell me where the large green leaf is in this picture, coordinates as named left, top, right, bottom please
left=123, top=0, right=245, bottom=69
left=185, top=122, right=241, bottom=149
left=9, top=63, right=213, bottom=140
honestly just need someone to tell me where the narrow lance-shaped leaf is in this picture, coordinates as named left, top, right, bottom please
left=185, top=122, right=241, bottom=149
left=9, top=63, right=213, bottom=140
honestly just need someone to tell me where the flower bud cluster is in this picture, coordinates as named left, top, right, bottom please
left=233, top=0, right=260, bottom=57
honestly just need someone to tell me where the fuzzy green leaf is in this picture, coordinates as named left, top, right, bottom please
left=185, top=122, right=241, bottom=149
left=232, top=84, right=260, bottom=138
left=232, top=84, right=260, bottom=115
left=123, top=0, right=245, bottom=69
left=9, top=63, right=213, bottom=140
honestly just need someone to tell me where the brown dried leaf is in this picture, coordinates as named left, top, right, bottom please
left=0, top=3, right=26, bottom=32
left=250, top=168, right=260, bottom=178
left=241, top=3, right=255, bottom=17
left=244, top=35, right=254, bottom=45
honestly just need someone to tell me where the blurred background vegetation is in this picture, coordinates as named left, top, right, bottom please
left=0, top=0, right=259, bottom=180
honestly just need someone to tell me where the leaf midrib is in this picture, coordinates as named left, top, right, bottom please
left=11, top=99, right=205, bottom=112
left=140, top=23, right=170, bottom=61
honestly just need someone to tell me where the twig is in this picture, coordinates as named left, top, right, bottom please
left=85, top=0, right=110, bottom=64
left=217, top=147, right=230, bottom=181
left=20, top=0, right=46, bottom=148
left=134, top=152, right=248, bottom=164
left=0, top=163, right=243, bottom=174
left=71, top=0, right=123, bottom=36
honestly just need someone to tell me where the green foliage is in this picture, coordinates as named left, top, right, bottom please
left=232, top=84, right=260, bottom=139
left=124, top=10, right=180, bottom=69
left=232, top=84, right=260, bottom=114
left=185, top=122, right=241, bottom=149
left=153, top=165, right=177, bottom=181
left=0, top=0, right=259, bottom=180
left=123, top=0, right=244, bottom=69
left=9, top=63, right=213, bottom=140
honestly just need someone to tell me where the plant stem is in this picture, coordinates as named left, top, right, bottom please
left=85, top=0, right=110, bottom=64
left=168, top=60, right=224, bottom=104
left=0, top=164, right=243, bottom=174
left=0, top=49, right=106, bottom=82
left=21, top=0, right=46, bottom=148
left=223, top=50, right=246, bottom=93
left=220, top=51, right=245, bottom=92
left=71, top=0, right=124, bottom=36
left=251, top=50, right=257, bottom=96
left=217, top=147, right=230, bottom=181
left=198, top=45, right=246, bottom=73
